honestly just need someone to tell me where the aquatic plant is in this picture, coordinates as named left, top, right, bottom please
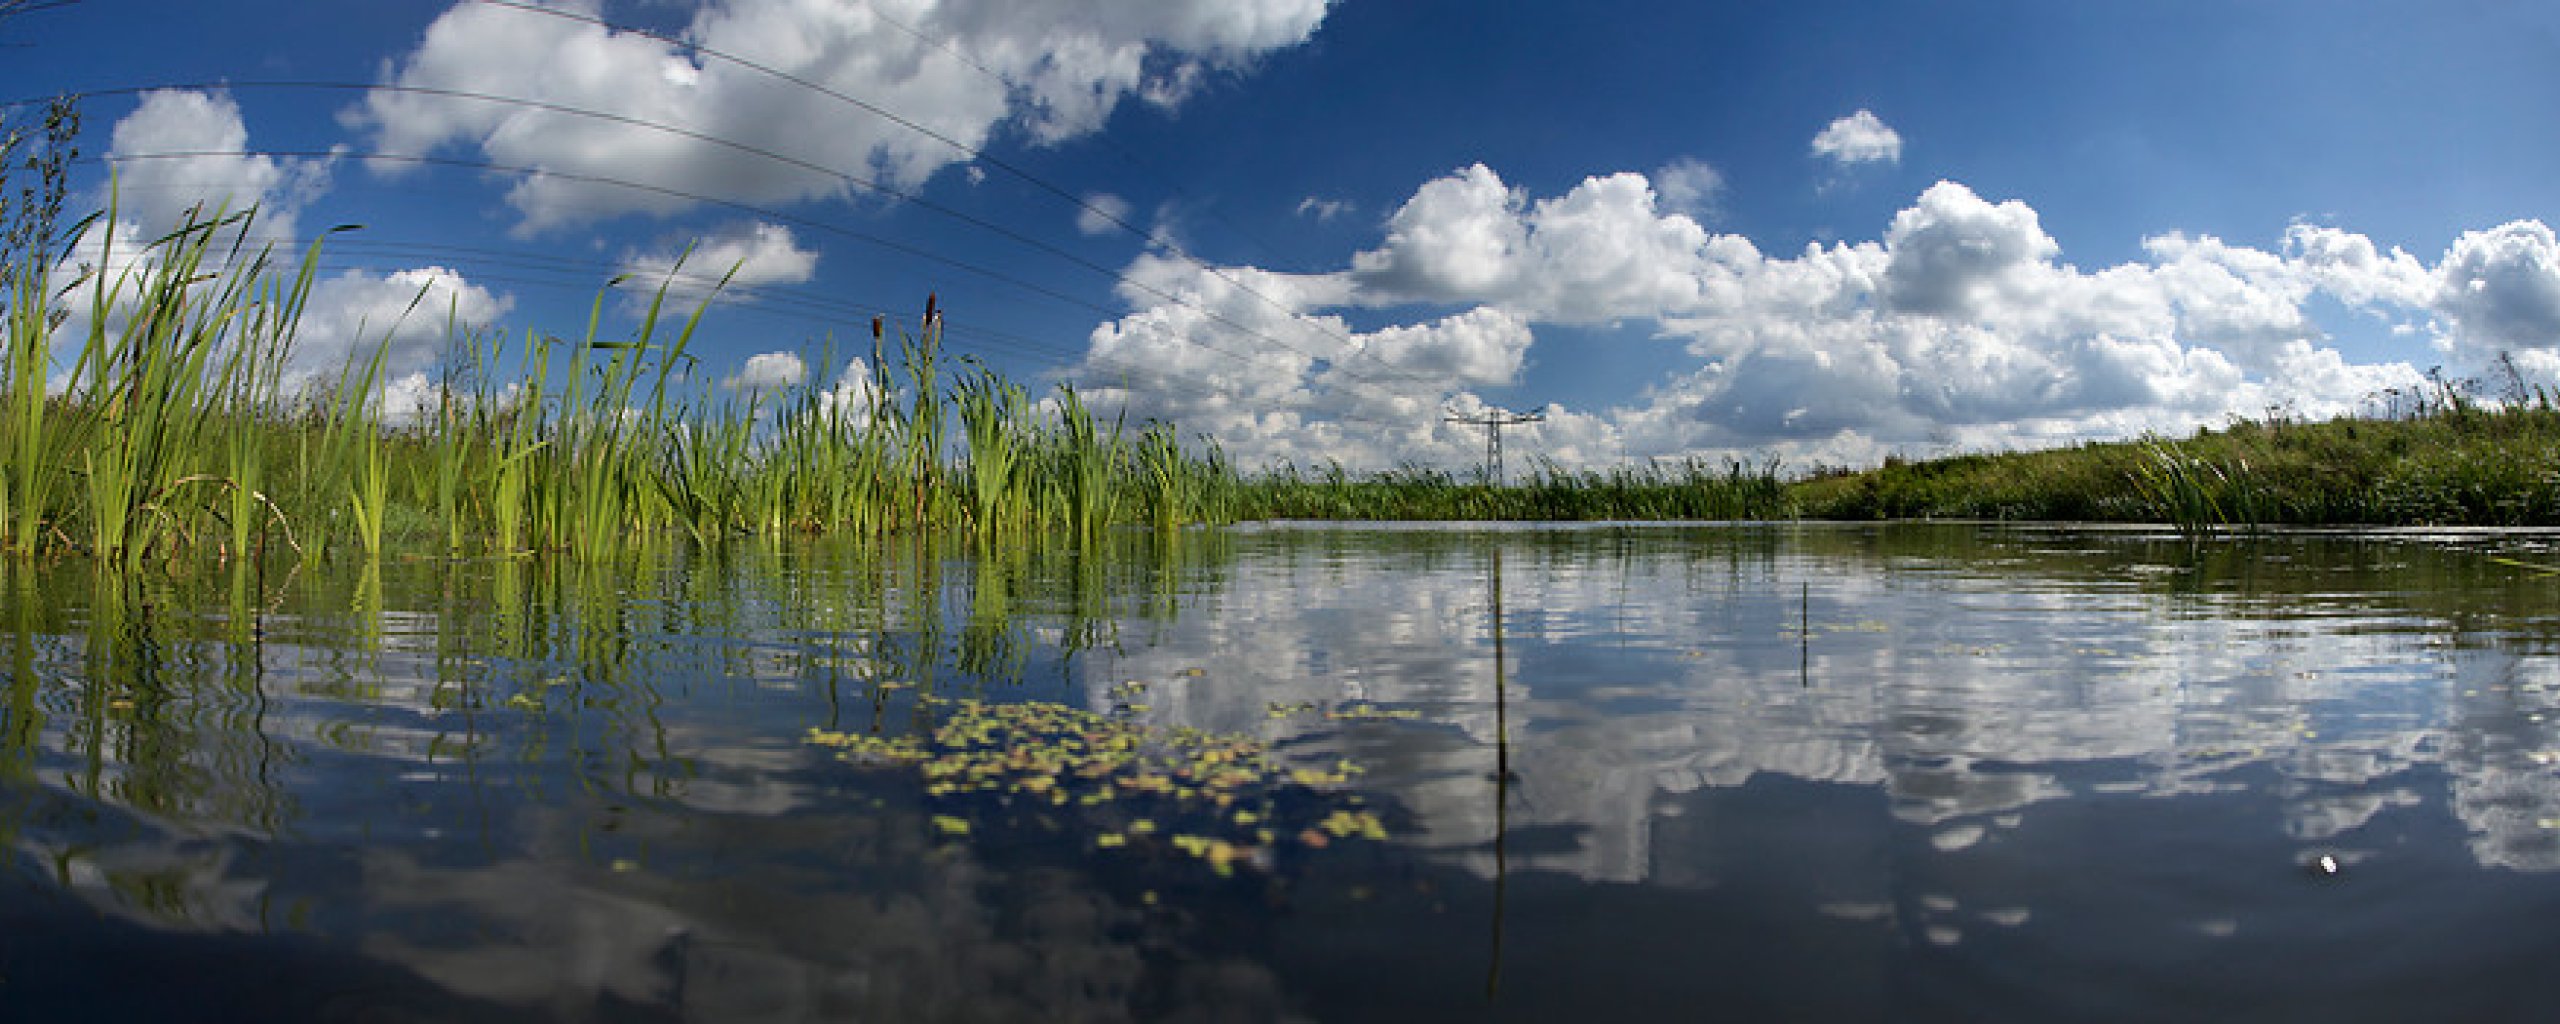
left=2125, top=438, right=2259, bottom=537
left=954, top=360, right=1031, bottom=541
left=0, top=206, right=1257, bottom=562
left=1052, top=383, right=1125, bottom=545
left=807, top=694, right=1386, bottom=877
left=2, top=260, right=60, bottom=553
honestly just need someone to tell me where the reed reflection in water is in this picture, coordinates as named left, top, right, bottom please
left=0, top=524, right=2557, bottom=1021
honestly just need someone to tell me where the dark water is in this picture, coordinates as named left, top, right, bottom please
left=5, top=523, right=2560, bottom=1022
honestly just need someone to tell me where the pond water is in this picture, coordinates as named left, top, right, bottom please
left=5, top=523, right=2560, bottom=1021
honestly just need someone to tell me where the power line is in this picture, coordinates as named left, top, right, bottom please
left=465, top=0, right=1166, bottom=264
left=54, top=81, right=1141, bottom=300
left=41, top=79, right=1450, bottom=399
left=58, top=185, right=1110, bottom=371
left=86, top=146, right=1445, bottom=432
left=845, top=0, right=1311, bottom=273
left=455, top=1, right=1444, bottom=391
left=0, top=0, right=82, bottom=22
left=67, top=162, right=1440, bottom=435
left=12, top=31, right=1484, bottom=419
left=3, top=7, right=1520, bottom=450
left=293, top=250, right=1083, bottom=366
left=90, top=147, right=1114, bottom=315
left=48, top=232, right=1252, bottom=417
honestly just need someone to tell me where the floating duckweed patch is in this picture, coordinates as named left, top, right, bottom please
left=1262, top=700, right=1423, bottom=721
left=807, top=697, right=1389, bottom=876
left=1326, top=702, right=1422, bottom=721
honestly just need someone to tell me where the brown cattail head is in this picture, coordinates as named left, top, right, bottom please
left=923, top=292, right=939, bottom=326
left=871, top=315, right=883, bottom=341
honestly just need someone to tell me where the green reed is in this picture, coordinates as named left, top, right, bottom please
left=67, top=209, right=296, bottom=564
left=893, top=299, right=950, bottom=532
left=2123, top=438, right=2261, bottom=536
left=0, top=206, right=1258, bottom=565
left=954, top=360, right=1031, bottom=541
left=212, top=251, right=312, bottom=562
left=2, top=260, right=58, bottom=553
left=1052, top=383, right=1125, bottom=546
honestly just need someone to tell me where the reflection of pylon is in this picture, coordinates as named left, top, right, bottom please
left=1445, top=406, right=1545, bottom=485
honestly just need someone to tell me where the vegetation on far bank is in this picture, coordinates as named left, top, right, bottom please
left=1788, top=395, right=2560, bottom=531
left=1242, top=400, right=2560, bottom=532
left=6, top=193, right=2558, bottom=568
left=1230, top=457, right=1791, bottom=522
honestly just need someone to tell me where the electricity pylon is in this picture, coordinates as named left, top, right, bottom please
left=1445, top=406, right=1544, bottom=485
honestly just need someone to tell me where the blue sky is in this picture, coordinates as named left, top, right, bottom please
left=6, top=0, right=2559, bottom=470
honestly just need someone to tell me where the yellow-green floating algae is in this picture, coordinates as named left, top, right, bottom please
left=807, top=696, right=1389, bottom=876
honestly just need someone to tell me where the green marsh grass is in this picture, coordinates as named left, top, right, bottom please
left=1235, top=456, right=1793, bottom=522
left=1790, top=402, right=2560, bottom=527
left=0, top=207, right=1250, bottom=564
left=1053, top=383, right=1126, bottom=546
left=955, top=361, right=1031, bottom=541
left=2125, top=439, right=2258, bottom=537
left=3, top=261, right=60, bottom=553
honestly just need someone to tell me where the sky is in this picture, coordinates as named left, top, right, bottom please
left=5, top=0, right=2560, bottom=472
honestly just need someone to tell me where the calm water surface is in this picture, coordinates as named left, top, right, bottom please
left=5, top=523, right=2560, bottom=1021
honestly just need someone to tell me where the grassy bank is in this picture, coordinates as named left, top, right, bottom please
left=1233, top=457, right=1792, bottom=521
left=1789, top=403, right=2560, bottom=530
left=1, top=211, right=1240, bottom=563
left=1216, top=402, right=2560, bottom=530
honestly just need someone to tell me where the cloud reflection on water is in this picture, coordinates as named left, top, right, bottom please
left=8, top=526, right=2560, bottom=1018
left=1084, top=526, right=2560, bottom=886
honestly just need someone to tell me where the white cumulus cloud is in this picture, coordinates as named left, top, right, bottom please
left=1879, top=181, right=2057, bottom=318
left=1295, top=196, right=1352, bottom=222
left=1348, top=163, right=1526, bottom=304
left=1651, top=157, right=1725, bottom=221
left=1811, top=109, right=1902, bottom=167
left=104, top=89, right=334, bottom=243
left=726, top=350, right=808, bottom=392
left=1076, top=193, right=1133, bottom=236
left=352, top=0, right=1332, bottom=231
left=814, top=356, right=885, bottom=428
left=1067, top=162, right=2556, bottom=472
left=617, top=221, right=819, bottom=313
left=2284, top=223, right=2436, bottom=310
left=1350, top=165, right=1716, bottom=323
left=2432, top=220, right=2560, bottom=358
left=288, top=266, right=513, bottom=391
